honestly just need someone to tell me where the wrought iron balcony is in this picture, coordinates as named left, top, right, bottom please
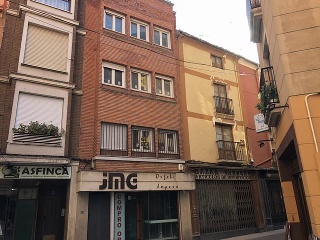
left=257, top=67, right=279, bottom=116
left=250, top=0, right=261, bottom=9
left=214, top=96, right=234, bottom=115
left=216, top=140, right=247, bottom=162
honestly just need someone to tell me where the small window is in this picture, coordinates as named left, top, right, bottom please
left=131, top=70, right=151, bottom=92
left=34, top=0, right=71, bottom=11
left=211, top=55, right=223, bottom=69
left=104, top=10, right=125, bottom=34
left=156, top=76, right=174, bottom=97
left=101, top=123, right=128, bottom=156
left=132, top=126, right=154, bottom=152
left=130, top=19, right=149, bottom=41
left=158, top=129, right=178, bottom=154
left=154, top=28, right=171, bottom=48
left=102, top=62, right=126, bottom=88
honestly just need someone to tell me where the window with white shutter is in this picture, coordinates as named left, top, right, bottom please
left=24, top=24, right=68, bottom=72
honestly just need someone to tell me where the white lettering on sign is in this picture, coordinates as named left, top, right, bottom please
left=114, top=193, right=125, bottom=239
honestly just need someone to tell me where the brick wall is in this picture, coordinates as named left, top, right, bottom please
left=78, top=0, right=183, bottom=160
left=0, top=1, right=25, bottom=154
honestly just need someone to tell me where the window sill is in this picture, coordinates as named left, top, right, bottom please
left=101, top=83, right=127, bottom=92
left=94, top=155, right=184, bottom=164
left=21, top=63, right=68, bottom=75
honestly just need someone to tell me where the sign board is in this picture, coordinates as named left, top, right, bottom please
left=0, top=165, right=71, bottom=179
left=77, top=172, right=195, bottom=192
left=254, top=113, right=269, bottom=133
left=114, top=193, right=125, bottom=240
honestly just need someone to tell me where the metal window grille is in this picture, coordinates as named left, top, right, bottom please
left=101, top=122, right=128, bottom=156
left=197, top=180, right=256, bottom=234
left=158, top=129, right=180, bottom=159
left=131, top=126, right=155, bottom=158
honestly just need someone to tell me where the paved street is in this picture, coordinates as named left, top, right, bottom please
left=222, top=229, right=285, bottom=240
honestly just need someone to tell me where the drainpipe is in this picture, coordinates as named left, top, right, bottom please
left=305, top=93, right=320, bottom=153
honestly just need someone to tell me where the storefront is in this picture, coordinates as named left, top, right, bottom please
left=0, top=165, right=71, bottom=240
left=77, top=171, right=195, bottom=240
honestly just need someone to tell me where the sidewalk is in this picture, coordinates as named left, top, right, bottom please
left=222, top=229, right=285, bottom=240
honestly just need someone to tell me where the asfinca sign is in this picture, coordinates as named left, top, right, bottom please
left=0, top=165, right=71, bottom=179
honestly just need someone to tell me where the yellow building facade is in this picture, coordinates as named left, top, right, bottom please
left=179, top=32, right=246, bottom=164
left=249, top=0, right=320, bottom=238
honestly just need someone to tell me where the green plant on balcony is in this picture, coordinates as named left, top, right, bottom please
left=13, top=121, right=61, bottom=137
left=256, top=83, right=279, bottom=114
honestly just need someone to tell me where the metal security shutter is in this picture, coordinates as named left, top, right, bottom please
left=24, top=24, right=68, bottom=72
left=15, top=93, right=63, bottom=129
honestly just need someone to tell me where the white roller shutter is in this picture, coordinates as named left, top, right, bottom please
left=24, top=24, right=68, bottom=72
left=15, top=93, right=63, bottom=129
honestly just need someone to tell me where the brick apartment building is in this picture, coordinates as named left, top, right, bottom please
left=0, top=0, right=79, bottom=239
left=71, top=0, right=195, bottom=239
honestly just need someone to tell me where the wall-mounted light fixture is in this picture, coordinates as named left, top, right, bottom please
left=257, top=138, right=273, bottom=148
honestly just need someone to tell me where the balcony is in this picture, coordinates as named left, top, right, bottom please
left=257, top=67, right=281, bottom=127
left=214, top=96, right=234, bottom=115
left=216, top=140, right=247, bottom=162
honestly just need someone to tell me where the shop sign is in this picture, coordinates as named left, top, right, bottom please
left=254, top=113, right=269, bottom=133
left=114, top=193, right=125, bottom=240
left=0, top=165, right=71, bottom=179
left=77, top=172, right=196, bottom=192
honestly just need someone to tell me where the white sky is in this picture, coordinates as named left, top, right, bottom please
left=171, top=0, right=259, bottom=63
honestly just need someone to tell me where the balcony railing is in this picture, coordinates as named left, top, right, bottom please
left=216, top=140, right=247, bottom=162
left=214, top=96, right=234, bottom=115
left=250, top=0, right=261, bottom=9
left=258, top=67, right=279, bottom=116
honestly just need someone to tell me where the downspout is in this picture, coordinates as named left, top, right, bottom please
left=305, top=93, right=320, bottom=153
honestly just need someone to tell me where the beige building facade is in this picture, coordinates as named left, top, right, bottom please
left=248, top=0, right=320, bottom=239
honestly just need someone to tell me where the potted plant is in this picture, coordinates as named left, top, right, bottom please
left=13, top=121, right=61, bottom=137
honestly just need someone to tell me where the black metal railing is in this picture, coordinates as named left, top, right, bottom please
left=214, top=96, right=234, bottom=115
left=158, top=129, right=180, bottom=159
left=216, top=140, right=246, bottom=161
left=250, top=0, right=261, bottom=9
left=131, top=126, right=156, bottom=158
left=259, top=67, right=279, bottom=116
left=100, top=123, right=128, bottom=156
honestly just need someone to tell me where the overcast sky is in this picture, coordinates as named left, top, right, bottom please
left=171, top=0, right=259, bottom=63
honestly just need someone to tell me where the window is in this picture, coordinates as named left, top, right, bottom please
left=132, top=127, right=154, bottom=152
left=15, top=93, right=63, bottom=130
left=216, top=124, right=236, bottom=160
left=101, top=123, right=128, bottom=156
left=131, top=70, right=151, bottom=92
left=211, top=55, right=223, bottom=69
left=158, top=129, right=178, bottom=154
left=214, top=84, right=233, bottom=114
left=104, top=10, right=125, bottom=33
left=142, top=192, right=178, bottom=239
left=102, top=62, right=126, bottom=88
left=156, top=76, right=174, bottom=97
left=34, top=0, right=70, bottom=11
left=24, top=24, right=68, bottom=72
left=154, top=28, right=171, bottom=48
left=130, top=20, right=149, bottom=41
